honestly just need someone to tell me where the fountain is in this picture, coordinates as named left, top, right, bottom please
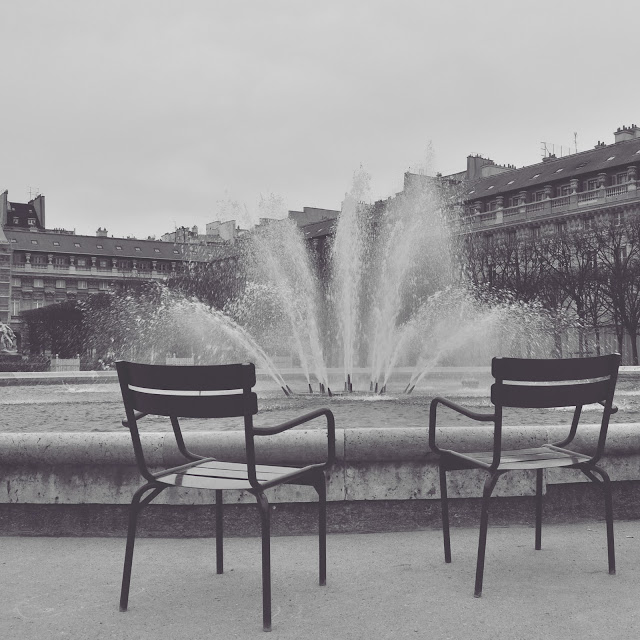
left=102, top=168, right=558, bottom=397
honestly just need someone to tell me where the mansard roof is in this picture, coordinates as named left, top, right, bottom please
left=467, top=137, right=640, bottom=200
left=4, top=229, right=222, bottom=262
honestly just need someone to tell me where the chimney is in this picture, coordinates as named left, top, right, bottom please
left=614, top=124, right=640, bottom=143
left=31, top=194, right=45, bottom=228
left=0, top=190, right=7, bottom=227
left=96, top=227, right=108, bottom=237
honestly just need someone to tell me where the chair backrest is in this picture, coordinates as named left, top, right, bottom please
left=116, top=361, right=258, bottom=418
left=491, top=354, right=620, bottom=409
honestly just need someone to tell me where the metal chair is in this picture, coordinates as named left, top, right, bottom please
left=429, top=353, right=620, bottom=597
left=116, top=360, right=335, bottom=632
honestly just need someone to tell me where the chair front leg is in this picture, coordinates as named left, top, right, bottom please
left=216, top=489, right=223, bottom=574
left=474, top=472, right=502, bottom=598
left=255, top=491, right=272, bottom=632
left=583, top=466, right=616, bottom=575
left=120, top=483, right=165, bottom=612
left=439, top=465, right=451, bottom=563
left=313, top=471, right=327, bottom=586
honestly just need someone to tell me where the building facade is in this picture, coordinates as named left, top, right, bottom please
left=0, top=191, right=231, bottom=349
left=456, top=125, right=640, bottom=238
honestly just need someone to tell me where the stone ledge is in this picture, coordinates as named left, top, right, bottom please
left=2, top=481, right=640, bottom=537
left=1, top=426, right=640, bottom=508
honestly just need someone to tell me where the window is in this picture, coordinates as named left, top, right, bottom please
left=99, top=281, right=110, bottom=290
left=31, top=240, right=38, bottom=245
left=99, top=259, right=108, bottom=268
left=74, top=242, right=81, bottom=248
left=77, top=258, right=86, bottom=267
left=33, top=278, right=44, bottom=288
left=583, top=217, right=596, bottom=230
left=53, top=241, right=60, bottom=246
left=10, top=239, right=16, bottom=243
left=28, top=218, right=36, bottom=226
left=96, top=244, right=103, bottom=249
left=115, top=245, right=122, bottom=250
left=55, top=279, right=66, bottom=289
left=507, top=180, right=514, bottom=185
left=586, top=179, right=598, bottom=191
left=135, top=247, right=141, bottom=252
left=154, top=248, right=160, bottom=253
left=612, top=173, right=627, bottom=186
left=557, top=184, right=572, bottom=197
left=34, top=300, right=43, bottom=309
left=619, top=246, right=628, bottom=260
left=507, top=230, right=517, bottom=245
left=11, top=277, right=20, bottom=287
left=530, top=226, right=540, bottom=239
left=555, top=221, right=567, bottom=235
left=613, top=211, right=625, bottom=226
left=12, top=217, right=18, bottom=225
left=487, top=201, right=497, bottom=211
left=605, top=156, right=616, bottom=162
left=554, top=168, right=564, bottom=173
left=531, top=174, right=541, bottom=179
left=173, top=249, right=179, bottom=254
left=78, top=280, right=87, bottom=289
left=532, top=191, right=545, bottom=202
left=12, top=300, right=20, bottom=316
left=508, top=196, right=520, bottom=208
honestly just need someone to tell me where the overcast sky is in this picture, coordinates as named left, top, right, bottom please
left=1, top=0, right=639, bottom=239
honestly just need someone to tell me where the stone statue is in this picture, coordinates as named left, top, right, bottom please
left=0, top=322, right=16, bottom=351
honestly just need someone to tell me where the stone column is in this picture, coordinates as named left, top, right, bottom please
left=495, top=196, right=504, bottom=223
left=627, top=165, right=637, bottom=190
left=570, top=178, right=579, bottom=208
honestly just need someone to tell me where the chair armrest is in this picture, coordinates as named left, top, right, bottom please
left=122, top=411, right=148, bottom=429
left=429, top=396, right=495, bottom=454
left=253, top=407, right=336, bottom=466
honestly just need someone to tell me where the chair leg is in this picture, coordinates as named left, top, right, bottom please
left=474, top=472, right=501, bottom=598
left=535, top=469, right=543, bottom=551
left=256, top=491, right=272, bottom=632
left=313, top=472, right=327, bottom=586
left=216, top=489, right=223, bottom=574
left=120, top=483, right=164, bottom=612
left=439, top=465, right=451, bottom=563
left=584, top=466, right=616, bottom=575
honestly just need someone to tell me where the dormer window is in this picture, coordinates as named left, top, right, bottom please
left=12, top=217, right=19, bottom=225
left=53, top=241, right=60, bottom=246
left=28, top=218, right=36, bottom=226
left=96, top=244, right=103, bottom=249
left=74, top=242, right=81, bottom=248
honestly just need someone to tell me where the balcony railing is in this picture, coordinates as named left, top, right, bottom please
left=465, top=181, right=639, bottom=230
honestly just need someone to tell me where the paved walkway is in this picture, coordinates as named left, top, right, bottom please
left=2, top=521, right=639, bottom=639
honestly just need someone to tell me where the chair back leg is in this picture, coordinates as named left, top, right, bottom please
left=474, top=472, right=501, bottom=598
left=255, top=491, right=272, bottom=632
left=215, top=489, right=224, bottom=574
left=439, top=466, right=452, bottom=563
left=535, top=469, right=543, bottom=550
left=313, top=472, right=327, bottom=585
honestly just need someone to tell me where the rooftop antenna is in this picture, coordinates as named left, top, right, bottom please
left=574, top=131, right=578, bottom=154
left=27, top=186, right=40, bottom=200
